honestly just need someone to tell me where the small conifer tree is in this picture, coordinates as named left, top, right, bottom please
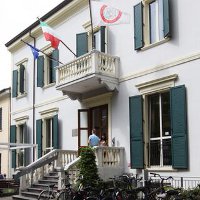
left=78, top=146, right=100, bottom=187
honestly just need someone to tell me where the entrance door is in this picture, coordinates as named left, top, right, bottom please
left=78, top=105, right=108, bottom=148
left=90, top=105, right=108, bottom=140
left=78, top=109, right=89, bottom=147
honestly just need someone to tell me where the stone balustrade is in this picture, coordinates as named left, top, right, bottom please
left=16, top=147, right=124, bottom=192
left=56, top=50, right=119, bottom=87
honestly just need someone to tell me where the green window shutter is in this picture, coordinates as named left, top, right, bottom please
left=37, top=56, right=44, bottom=87
left=23, top=123, right=30, bottom=166
left=19, top=64, right=25, bottom=94
left=52, top=49, right=59, bottom=82
left=129, top=95, right=144, bottom=169
left=170, top=85, right=188, bottom=169
left=53, top=115, right=59, bottom=149
left=76, top=32, right=88, bottom=57
left=12, top=70, right=18, bottom=98
left=134, top=2, right=144, bottom=50
left=100, top=26, right=106, bottom=53
left=163, top=0, right=170, bottom=37
left=36, top=119, right=42, bottom=158
left=10, top=125, right=16, bottom=168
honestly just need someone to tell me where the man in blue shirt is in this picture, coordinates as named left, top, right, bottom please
left=88, top=129, right=100, bottom=147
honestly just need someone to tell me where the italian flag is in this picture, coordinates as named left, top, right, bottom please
left=40, top=21, right=61, bottom=49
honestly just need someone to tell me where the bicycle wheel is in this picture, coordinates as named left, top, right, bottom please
left=38, top=190, right=50, bottom=200
left=57, top=191, right=74, bottom=200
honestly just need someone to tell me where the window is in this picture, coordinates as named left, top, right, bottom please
left=134, top=0, right=170, bottom=50
left=36, top=112, right=59, bottom=158
left=17, top=124, right=25, bottom=167
left=10, top=120, right=30, bottom=168
left=37, top=48, right=59, bottom=88
left=130, top=85, right=188, bottom=169
left=148, top=92, right=172, bottom=167
left=12, top=61, right=27, bottom=98
left=43, top=118, right=54, bottom=154
left=76, top=26, right=107, bottom=57
left=0, top=108, right=2, bottom=131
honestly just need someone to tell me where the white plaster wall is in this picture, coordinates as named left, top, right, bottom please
left=9, top=0, right=200, bottom=178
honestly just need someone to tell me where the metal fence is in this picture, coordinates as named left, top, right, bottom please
left=150, top=176, right=200, bottom=189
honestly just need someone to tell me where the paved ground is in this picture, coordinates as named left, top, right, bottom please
left=0, top=197, right=12, bottom=199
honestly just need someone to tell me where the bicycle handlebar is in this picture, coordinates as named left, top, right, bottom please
left=150, top=173, right=173, bottom=183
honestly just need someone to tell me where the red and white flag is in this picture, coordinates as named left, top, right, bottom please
left=40, top=21, right=61, bottom=49
left=90, top=1, right=130, bottom=26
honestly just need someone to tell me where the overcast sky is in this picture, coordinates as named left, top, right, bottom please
left=0, top=0, right=63, bottom=91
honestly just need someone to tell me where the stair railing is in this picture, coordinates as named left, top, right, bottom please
left=14, top=149, right=78, bottom=192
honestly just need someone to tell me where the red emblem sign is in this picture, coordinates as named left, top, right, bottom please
left=100, top=5, right=122, bottom=23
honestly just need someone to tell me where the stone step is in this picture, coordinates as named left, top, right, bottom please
left=12, top=194, right=38, bottom=200
left=27, top=187, right=43, bottom=193
left=43, top=175, right=59, bottom=180
left=21, top=191, right=40, bottom=198
left=49, top=171, right=58, bottom=176
left=38, top=179, right=58, bottom=184
left=32, top=183, right=58, bottom=190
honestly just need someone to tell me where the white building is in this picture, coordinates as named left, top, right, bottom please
left=5, top=0, right=200, bottom=192
left=0, top=87, right=11, bottom=177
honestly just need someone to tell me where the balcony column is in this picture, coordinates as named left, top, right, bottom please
left=94, top=147, right=103, bottom=167
left=91, top=50, right=99, bottom=74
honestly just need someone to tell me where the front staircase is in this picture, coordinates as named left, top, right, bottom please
left=13, top=170, right=59, bottom=199
left=11, top=147, right=125, bottom=199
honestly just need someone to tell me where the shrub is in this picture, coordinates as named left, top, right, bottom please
left=78, top=146, right=100, bottom=187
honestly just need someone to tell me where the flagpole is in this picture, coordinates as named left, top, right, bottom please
left=29, top=31, right=36, bottom=162
left=21, top=39, right=64, bottom=65
left=88, top=0, right=95, bottom=50
left=37, top=17, right=77, bottom=58
left=60, top=40, right=77, bottom=57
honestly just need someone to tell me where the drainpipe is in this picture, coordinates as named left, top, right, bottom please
left=9, top=88, right=11, bottom=178
left=29, top=30, right=36, bottom=162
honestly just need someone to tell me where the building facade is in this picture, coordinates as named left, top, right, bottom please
left=0, top=88, right=11, bottom=176
left=5, top=0, right=200, bottom=179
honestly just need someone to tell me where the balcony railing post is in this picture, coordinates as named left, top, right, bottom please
left=94, top=147, right=103, bottom=167
left=19, top=174, right=27, bottom=194
left=56, top=150, right=62, bottom=168
left=119, top=148, right=124, bottom=168
left=181, top=177, right=184, bottom=188
left=114, top=57, right=120, bottom=78
left=57, top=167, right=65, bottom=190
left=91, top=50, right=99, bottom=73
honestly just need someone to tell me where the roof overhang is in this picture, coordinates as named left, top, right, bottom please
left=5, top=0, right=88, bottom=52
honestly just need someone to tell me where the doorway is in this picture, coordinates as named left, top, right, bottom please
left=78, top=104, right=108, bottom=148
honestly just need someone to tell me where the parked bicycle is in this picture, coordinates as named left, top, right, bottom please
left=38, top=183, right=57, bottom=200
left=56, top=173, right=75, bottom=200
left=146, top=172, right=181, bottom=200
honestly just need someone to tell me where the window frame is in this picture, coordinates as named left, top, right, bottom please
left=39, top=107, right=59, bottom=155
left=82, top=21, right=108, bottom=53
left=134, top=0, right=170, bottom=51
left=136, top=74, right=178, bottom=170
left=14, top=116, right=29, bottom=167
left=43, top=117, right=54, bottom=154
left=148, top=91, right=172, bottom=168
left=43, top=47, right=56, bottom=88
left=14, top=59, right=28, bottom=98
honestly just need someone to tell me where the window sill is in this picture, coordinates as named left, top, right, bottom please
left=16, top=93, right=27, bottom=99
left=141, top=37, right=170, bottom=51
left=147, top=166, right=178, bottom=172
left=43, top=82, right=56, bottom=89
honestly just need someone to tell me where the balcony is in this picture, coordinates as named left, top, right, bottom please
left=56, top=50, right=120, bottom=100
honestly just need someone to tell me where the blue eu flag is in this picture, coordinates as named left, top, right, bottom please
left=26, top=42, right=39, bottom=59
